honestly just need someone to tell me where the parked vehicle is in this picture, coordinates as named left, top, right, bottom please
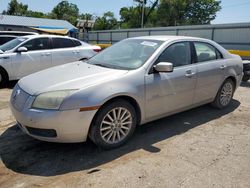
left=10, top=36, right=243, bottom=149
left=0, top=31, right=38, bottom=36
left=242, top=60, right=250, bottom=82
left=0, top=35, right=17, bottom=45
left=0, top=35, right=101, bottom=86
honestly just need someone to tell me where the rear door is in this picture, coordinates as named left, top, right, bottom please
left=11, top=37, right=52, bottom=78
left=51, top=37, right=79, bottom=66
left=192, top=42, right=225, bottom=104
left=145, top=41, right=197, bottom=120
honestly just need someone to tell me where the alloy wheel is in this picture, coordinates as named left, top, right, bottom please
left=100, top=107, right=132, bottom=144
left=220, top=82, right=233, bottom=106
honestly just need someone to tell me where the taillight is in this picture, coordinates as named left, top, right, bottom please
left=93, top=48, right=101, bottom=52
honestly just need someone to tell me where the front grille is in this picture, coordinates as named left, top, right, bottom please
left=11, top=84, right=30, bottom=111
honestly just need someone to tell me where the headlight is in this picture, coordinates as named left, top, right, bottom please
left=32, top=90, right=77, bottom=110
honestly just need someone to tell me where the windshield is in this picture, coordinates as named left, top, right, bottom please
left=87, top=39, right=163, bottom=70
left=0, top=37, right=27, bottom=52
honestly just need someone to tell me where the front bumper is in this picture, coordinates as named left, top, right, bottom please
left=10, top=92, right=97, bottom=143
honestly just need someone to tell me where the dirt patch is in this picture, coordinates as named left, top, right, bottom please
left=0, top=82, right=250, bottom=188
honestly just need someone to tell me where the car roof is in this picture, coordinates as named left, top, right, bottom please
left=0, top=35, right=17, bottom=37
left=0, top=31, right=38, bottom=35
left=130, top=35, right=211, bottom=42
left=18, top=34, right=79, bottom=40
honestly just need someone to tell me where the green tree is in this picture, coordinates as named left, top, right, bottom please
left=79, top=13, right=94, bottom=20
left=185, top=0, right=221, bottom=24
left=93, top=12, right=118, bottom=30
left=26, top=11, right=46, bottom=18
left=134, top=0, right=159, bottom=27
left=3, top=0, right=28, bottom=16
left=2, top=0, right=46, bottom=18
left=120, top=0, right=159, bottom=28
left=157, top=0, right=221, bottom=26
left=50, top=0, right=79, bottom=25
left=157, top=0, right=188, bottom=26
left=120, top=7, right=141, bottom=28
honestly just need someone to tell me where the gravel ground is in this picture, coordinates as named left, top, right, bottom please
left=0, top=81, right=250, bottom=188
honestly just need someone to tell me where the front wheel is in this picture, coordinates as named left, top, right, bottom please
left=89, top=99, right=137, bottom=149
left=211, top=79, right=235, bottom=109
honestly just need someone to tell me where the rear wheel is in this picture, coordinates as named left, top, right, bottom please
left=0, top=68, right=8, bottom=88
left=89, top=99, right=137, bottom=149
left=211, top=79, right=235, bottom=109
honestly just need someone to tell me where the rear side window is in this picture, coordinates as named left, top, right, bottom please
left=194, top=42, right=223, bottom=63
left=157, top=42, right=191, bottom=67
left=21, top=38, right=51, bottom=51
left=52, top=38, right=75, bottom=49
left=72, top=39, right=82, bottom=46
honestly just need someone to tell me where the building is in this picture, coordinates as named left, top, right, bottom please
left=0, top=14, right=78, bottom=37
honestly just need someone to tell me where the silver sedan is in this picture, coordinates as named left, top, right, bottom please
left=10, top=36, right=243, bottom=149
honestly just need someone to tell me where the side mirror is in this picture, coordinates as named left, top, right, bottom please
left=154, top=62, right=173, bottom=73
left=16, top=47, right=28, bottom=53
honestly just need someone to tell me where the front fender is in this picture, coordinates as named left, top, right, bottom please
left=60, top=72, right=145, bottom=120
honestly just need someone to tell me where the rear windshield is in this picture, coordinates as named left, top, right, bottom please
left=0, top=37, right=27, bottom=52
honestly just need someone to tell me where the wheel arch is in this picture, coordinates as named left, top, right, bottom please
left=225, top=76, right=237, bottom=89
left=90, top=95, right=142, bottom=130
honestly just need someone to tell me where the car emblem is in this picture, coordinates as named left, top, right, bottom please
left=13, top=89, right=21, bottom=101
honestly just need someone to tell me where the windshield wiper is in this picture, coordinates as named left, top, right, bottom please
left=93, top=63, right=111, bottom=68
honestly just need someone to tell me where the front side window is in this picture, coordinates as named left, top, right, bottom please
left=52, top=38, right=75, bottom=49
left=87, top=39, right=163, bottom=70
left=194, top=42, right=222, bottom=62
left=157, top=42, right=191, bottom=67
left=21, top=38, right=50, bottom=51
left=0, top=37, right=27, bottom=52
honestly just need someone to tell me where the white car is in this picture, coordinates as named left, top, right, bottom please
left=0, top=35, right=101, bottom=86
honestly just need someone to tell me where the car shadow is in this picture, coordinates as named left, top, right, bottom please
left=0, top=100, right=240, bottom=177
left=0, top=80, right=18, bottom=89
left=241, top=81, right=250, bottom=88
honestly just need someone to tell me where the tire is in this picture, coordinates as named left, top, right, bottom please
left=0, top=68, right=8, bottom=88
left=242, top=75, right=249, bottom=82
left=89, top=99, right=137, bottom=149
left=211, top=79, right=235, bottom=109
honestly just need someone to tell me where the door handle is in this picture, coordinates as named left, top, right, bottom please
left=42, top=53, right=51, bottom=56
left=185, top=70, right=196, bottom=78
left=220, top=65, right=226, bottom=70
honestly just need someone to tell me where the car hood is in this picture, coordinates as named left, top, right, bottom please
left=18, top=61, right=128, bottom=95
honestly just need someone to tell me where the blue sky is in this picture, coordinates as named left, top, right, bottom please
left=0, top=0, right=250, bottom=24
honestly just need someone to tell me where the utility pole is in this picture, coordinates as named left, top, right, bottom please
left=141, top=0, right=145, bottom=28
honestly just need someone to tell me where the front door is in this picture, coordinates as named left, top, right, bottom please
left=145, top=41, right=197, bottom=120
left=11, top=37, right=52, bottom=78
